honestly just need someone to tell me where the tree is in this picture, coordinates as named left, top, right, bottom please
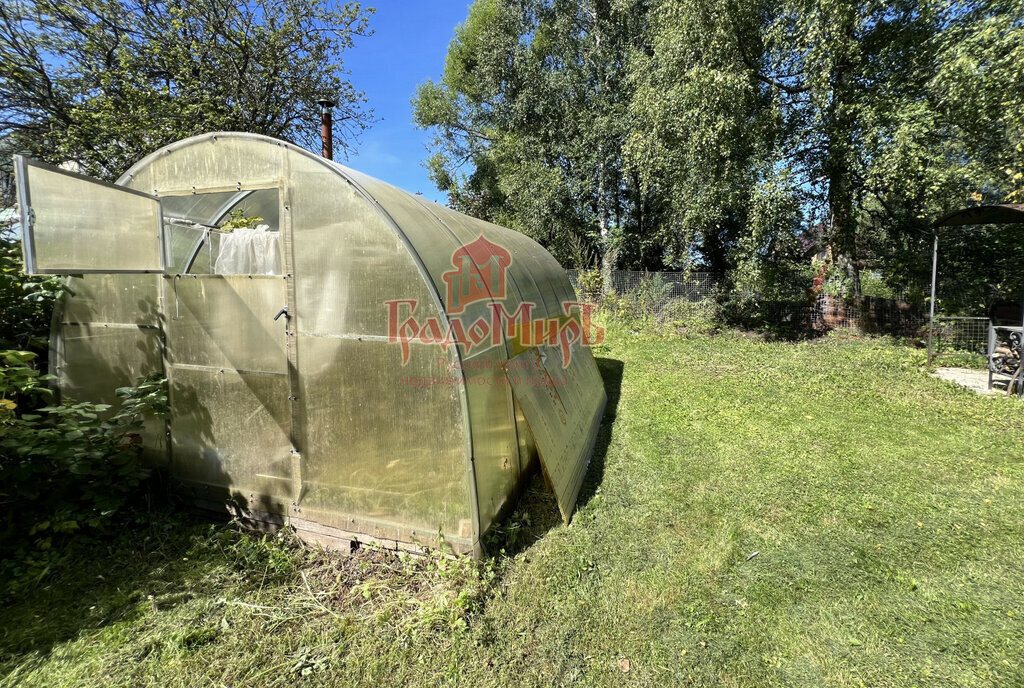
left=413, top=0, right=656, bottom=274
left=421, top=0, right=1024, bottom=307
left=0, top=0, right=373, bottom=192
left=624, top=0, right=777, bottom=278
left=723, top=0, right=951, bottom=295
left=628, top=0, right=1024, bottom=302
left=861, top=0, right=1024, bottom=310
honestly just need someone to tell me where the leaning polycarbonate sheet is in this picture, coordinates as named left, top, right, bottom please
left=571, top=343, right=606, bottom=393
left=505, top=346, right=607, bottom=523
left=169, top=367, right=293, bottom=503
left=16, top=156, right=162, bottom=274
left=164, top=276, right=287, bottom=373
left=296, top=335, right=471, bottom=545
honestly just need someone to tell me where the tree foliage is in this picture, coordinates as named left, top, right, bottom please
left=0, top=232, right=66, bottom=353
left=415, top=0, right=1024, bottom=307
left=413, top=0, right=653, bottom=273
left=0, top=0, right=373, bottom=190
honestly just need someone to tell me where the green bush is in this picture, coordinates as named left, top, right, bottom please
left=715, top=289, right=763, bottom=328
left=859, top=271, right=897, bottom=299
left=0, top=237, right=69, bottom=353
left=575, top=267, right=603, bottom=302
left=601, top=273, right=673, bottom=330
left=0, top=351, right=167, bottom=594
left=715, top=288, right=807, bottom=335
left=659, top=298, right=720, bottom=335
left=603, top=292, right=653, bottom=330
left=631, top=273, right=672, bottom=314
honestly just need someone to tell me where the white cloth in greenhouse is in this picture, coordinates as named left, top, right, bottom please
left=214, top=226, right=281, bottom=275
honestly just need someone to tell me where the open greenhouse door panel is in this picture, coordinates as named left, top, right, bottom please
left=14, top=155, right=165, bottom=274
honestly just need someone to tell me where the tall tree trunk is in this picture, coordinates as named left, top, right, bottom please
left=828, top=171, right=860, bottom=296
left=590, top=2, right=614, bottom=293
left=598, top=140, right=613, bottom=291
left=826, top=56, right=861, bottom=297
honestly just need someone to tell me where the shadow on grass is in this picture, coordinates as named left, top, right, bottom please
left=577, top=356, right=624, bottom=509
left=487, top=356, right=624, bottom=557
left=0, top=401, right=287, bottom=681
left=0, top=508, right=261, bottom=680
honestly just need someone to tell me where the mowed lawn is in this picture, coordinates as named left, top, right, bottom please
left=2, top=327, right=1023, bottom=687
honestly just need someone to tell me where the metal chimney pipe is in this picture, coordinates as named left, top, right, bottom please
left=316, top=98, right=335, bottom=160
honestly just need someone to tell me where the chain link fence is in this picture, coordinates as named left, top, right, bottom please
left=567, top=270, right=990, bottom=356
left=931, top=317, right=989, bottom=356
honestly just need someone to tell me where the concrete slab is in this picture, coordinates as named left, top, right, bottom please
left=931, top=367, right=1004, bottom=396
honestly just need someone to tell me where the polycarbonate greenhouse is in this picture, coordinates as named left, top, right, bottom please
left=15, top=132, right=607, bottom=555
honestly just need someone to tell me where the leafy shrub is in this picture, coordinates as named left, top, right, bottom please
left=602, top=273, right=673, bottom=330
left=0, top=237, right=69, bottom=353
left=860, top=271, right=897, bottom=299
left=810, top=257, right=851, bottom=297
left=218, top=208, right=265, bottom=232
left=659, top=298, right=721, bottom=334
left=718, top=254, right=814, bottom=334
left=715, top=289, right=760, bottom=328
left=0, top=351, right=168, bottom=594
left=630, top=273, right=672, bottom=314
left=603, top=292, right=651, bottom=330
left=575, top=267, right=603, bottom=302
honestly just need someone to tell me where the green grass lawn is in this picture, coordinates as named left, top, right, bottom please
left=3, top=327, right=1023, bottom=687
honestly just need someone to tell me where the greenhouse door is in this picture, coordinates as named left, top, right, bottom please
left=163, top=275, right=296, bottom=512
left=13, top=155, right=164, bottom=274
left=160, top=185, right=298, bottom=515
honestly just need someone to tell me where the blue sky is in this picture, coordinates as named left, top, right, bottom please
left=341, top=1, right=472, bottom=204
